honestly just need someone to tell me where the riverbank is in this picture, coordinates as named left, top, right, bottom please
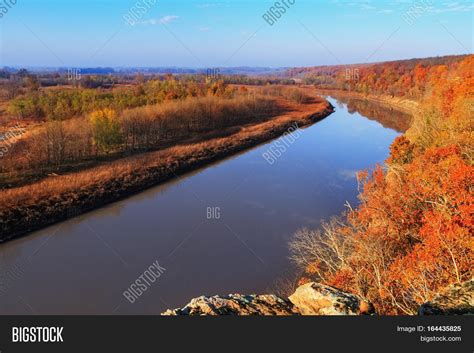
left=293, top=56, right=472, bottom=314
left=311, top=88, right=419, bottom=115
left=0, top=98, right=333, bottom=242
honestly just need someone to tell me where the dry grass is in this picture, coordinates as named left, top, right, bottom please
left=0, top=94, right=280, bottom=178
left=0, top=95, right=332, bottom=241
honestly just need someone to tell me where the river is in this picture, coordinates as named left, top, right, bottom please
left=0, top=96, right=411, bottom=314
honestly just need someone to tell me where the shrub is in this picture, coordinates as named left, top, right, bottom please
left=285, top=88, right=312, bottom=104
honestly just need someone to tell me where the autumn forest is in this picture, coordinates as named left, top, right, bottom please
left=290, top=54, right=473, bottom=315
left=0, top=53, right=472, bottom=318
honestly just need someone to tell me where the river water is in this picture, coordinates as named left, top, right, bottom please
left=0, top=96, right=410, bottom=314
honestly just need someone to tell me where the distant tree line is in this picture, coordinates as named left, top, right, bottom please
left=290, top=55, right=469, bottom=100
left=6, top=75, right=236, bottom=121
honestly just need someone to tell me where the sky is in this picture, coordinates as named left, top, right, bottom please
left=0, top=0, right=472, bottom=68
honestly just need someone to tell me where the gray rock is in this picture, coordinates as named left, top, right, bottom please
left=162, top=282, right=376, bottom=316
left=288, top=282, right=375, bottom=315
left=162, top=294, right=299, bottom=316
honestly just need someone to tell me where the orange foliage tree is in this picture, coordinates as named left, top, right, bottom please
left=291, top=55, right=473, bottom=314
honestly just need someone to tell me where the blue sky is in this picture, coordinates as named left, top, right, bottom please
left=0, top=0, right=472, bottom=67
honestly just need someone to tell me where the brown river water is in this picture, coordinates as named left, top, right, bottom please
left=0, top=96, right=411, bottom=314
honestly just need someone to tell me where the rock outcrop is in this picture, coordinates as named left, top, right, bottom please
left=163, top=282, right=375, bottom=316
left=288, top=282, right=375, bottom=315
left=162, top=294, right=299, bottom=316
left=418, top=279, right=473, bottom=315
left=163, top=279, right=474, bottom=316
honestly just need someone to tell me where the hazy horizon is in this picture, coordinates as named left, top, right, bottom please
left=2, top=53, right=470, bottom=72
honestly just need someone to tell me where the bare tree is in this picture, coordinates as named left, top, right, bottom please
left=289, top=217, right=352, bottom=282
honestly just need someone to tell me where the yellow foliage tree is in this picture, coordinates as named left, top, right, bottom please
left=88, top=108, right=123, bottom=154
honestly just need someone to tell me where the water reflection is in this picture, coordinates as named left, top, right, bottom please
left=326, top=94, right=412, bottom=133
left=0, top=96, right=411, bottom=315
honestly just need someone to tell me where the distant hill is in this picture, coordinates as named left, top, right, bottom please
left=2, top=66, right=289, bottom=76
left=282, top=54, right=469, bottom=78
left=281, top=54, right=472, bottom=99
